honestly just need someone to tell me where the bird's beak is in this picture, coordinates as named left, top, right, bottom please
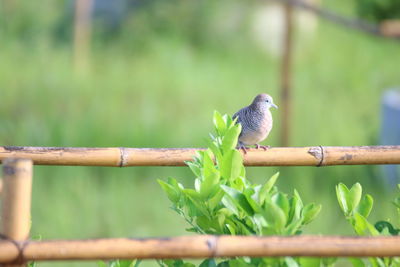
left=272, top=103, right=278, bottom=109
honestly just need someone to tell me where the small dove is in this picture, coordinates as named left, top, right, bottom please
left=233, top=93, right=278, bottom=154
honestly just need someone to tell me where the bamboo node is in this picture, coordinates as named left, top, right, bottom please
left=2, top=158, right=32, bottom=176
left=3, top=166, right=15, bottom=176
left=207, top=236, right=218, bottom=257
left=307, top=146, right=324, bottom=166
left=119, top=147, right=128, bottom=167
left=0, top=235, right=24, bottom=264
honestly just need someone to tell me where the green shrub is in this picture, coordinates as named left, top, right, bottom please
left=336, top=183, right=400, bottom=266
left=356, top=0, right=400, bottom=23
left=158, top=111, right=321, bottom=266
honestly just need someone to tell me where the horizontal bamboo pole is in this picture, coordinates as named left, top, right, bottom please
left=1, top=235, right=400, bottom=262
left=0, top=146, right=399, bottom=167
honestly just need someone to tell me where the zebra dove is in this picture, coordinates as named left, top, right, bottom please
left=233, top=94, right=278, bottom=153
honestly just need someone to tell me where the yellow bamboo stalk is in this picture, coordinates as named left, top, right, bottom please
left=73, top=0, right=93, bottom=72
left=0, top=235, right=400, bottom=262
left=1, top=158, right=33, bottom=240
left=0, top=241, right=19, bottom=263
left=1, top=158, right=33, bottom=266
left=0, top=146, right=399, bottom=167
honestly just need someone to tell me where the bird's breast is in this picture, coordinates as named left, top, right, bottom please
left=239, top=110, right=273, bottom=145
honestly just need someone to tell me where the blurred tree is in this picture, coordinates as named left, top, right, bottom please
left=356, top=0, right=400, bottom=23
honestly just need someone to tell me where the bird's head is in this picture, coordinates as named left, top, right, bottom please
left=252, top=93, right=278, bottom=110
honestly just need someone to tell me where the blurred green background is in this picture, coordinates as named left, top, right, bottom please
left=1, top=0, right=400, bottom=266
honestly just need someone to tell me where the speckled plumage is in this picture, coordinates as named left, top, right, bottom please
left=233, top=94, right=277, bottom=152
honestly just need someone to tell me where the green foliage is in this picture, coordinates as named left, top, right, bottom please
left=336, top=183, right=400, bottom=267
left=356, top=0, right=400, bottom=23
left=97, top=259, right=141, bottom=267
left=158, top=112, right=321, bottom=266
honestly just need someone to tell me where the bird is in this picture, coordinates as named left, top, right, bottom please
left=233, top=93, right=278, bottom=154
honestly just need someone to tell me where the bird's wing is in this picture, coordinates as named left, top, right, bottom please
left=233, top=106, right=261, bottom=133
left=233, top=107, right=251, bottom=137
left=233, top=108, right=244, bottom=124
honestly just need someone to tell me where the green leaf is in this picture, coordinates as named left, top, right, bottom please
left=348, top=183, right=362, bottom=213
left=230, top=176, right=247, bottom=191
left=195, top=178, right=201, bottom=193
left=299, top=257, right=320, bottom=267
left=208, top=190, right=225, bottom=211
left=221, top=195, right=239, bottom=216
left=199, top=259, right=217, bottom=267
left=302, top=203, right=322, bottom=225
left=162, top=259, right=190, bottom=267
left=285, top=257, right=299, bottom=267
left=243, top=188, right=261, bottom=213
left=356, top=194, right=373, bottom=218
left=227, top=259, right=250, bottom=267
left=225, top=222, right=236, bottom=235
left=321, top=257, right=337, bottom=267
left=288, top=190, right=303, bottom=224
left=183, top=189, right=209, bottom=218
left=272, top=192, right=290, bottom=218
left=200, top=171, right=220, bottom=199
left=375, top=221, right=399, bottom=235
left=97, top=262, right=108, bottom=267
left=186, top=161, right=201, bottom=177
left=368, top=257, right=385, bottom=267
left=349, top=258, right=365, bottom=267
left=219, top=150, right=243, bottom=181
left=158, top=179, right=180, bottom=203
left=216, top=261, right=230, bottom=267
left=285, top=217, right=303, bottom=235
left=336, top=183, right=362, bottom=216
left=336, top=183, right=350, bottom=215
left=351, top=213, right=380, bottom=236
left=202, top=150, right=216, bottom=178
left=392, top=196, right=400, bottom=209
left=207, top=139, right=223, bottom=165
left=196, top=216, right=213, bottom=231
left=259, top=172, right=279, bottom=204
left=183, top=188, right=202, bottom=200
left=262, top=199, right=287, bottom=231
left=252, top=213, right=267, bottom=233
left=221, top=124, right=241, bottom=153
left=213, top=110, right=227, bottom=135
left=221, top=185, right=254, bottom=216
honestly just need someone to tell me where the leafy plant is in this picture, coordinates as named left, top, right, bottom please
left=158, top=111, right=322, bottom=266
left=336, top=183, right=400, bottom=267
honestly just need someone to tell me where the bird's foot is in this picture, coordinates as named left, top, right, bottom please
left=255, top=144, right=270, bottom=151
left=237, top=144, right=250, bottom=154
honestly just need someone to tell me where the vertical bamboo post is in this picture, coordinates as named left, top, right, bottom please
left=280, top=1, right=294, bottom=147
left=1, top=158, right=33, bottom=266
left=73, top=0, right=93, bottom=72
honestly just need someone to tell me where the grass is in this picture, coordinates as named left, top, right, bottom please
left=1, top=1, right=400, bottom=266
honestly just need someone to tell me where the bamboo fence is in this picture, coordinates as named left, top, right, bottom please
left=1, top=235, right=400, bottom=263
left=0, top=145, right=399, bottom=167
left=1, top=146, right=400, bottom=264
